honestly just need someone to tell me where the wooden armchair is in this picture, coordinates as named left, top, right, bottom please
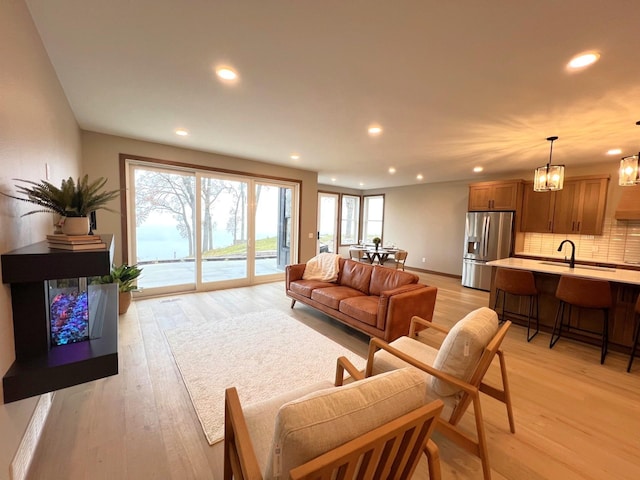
left=224, top=358, right=443, bottom=480
left=366, top=307, right=515, bottom=480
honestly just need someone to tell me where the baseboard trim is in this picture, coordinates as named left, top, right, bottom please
left=10, top=392, right=53, bottom=480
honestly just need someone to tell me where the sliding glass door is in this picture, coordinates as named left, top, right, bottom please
left=200, top=175, right=249, bottom=285
left=132, top=166, right=196, bottom=292
left=254, top=182, right=294, bottom=280
left=127, top=160, right=298, bottom=294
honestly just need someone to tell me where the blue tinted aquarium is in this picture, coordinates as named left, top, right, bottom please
left=47, top=278, right=105, bottom=347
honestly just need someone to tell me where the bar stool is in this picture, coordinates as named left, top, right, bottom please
left=493, top=267, right=539, bottom=341
left=550, top=276, right=612, bottom=364
left=626, top=294, right=640, bottom=373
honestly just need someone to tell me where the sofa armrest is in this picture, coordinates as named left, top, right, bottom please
left=377, top=285, right=438, bottom=342
left=285, top=263, right=306, bottom=290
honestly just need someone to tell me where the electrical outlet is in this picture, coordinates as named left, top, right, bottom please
left=308, top=233, right=314, bottom=239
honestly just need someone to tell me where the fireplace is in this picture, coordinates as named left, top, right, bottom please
left=1, top=235, right=118, bottom=403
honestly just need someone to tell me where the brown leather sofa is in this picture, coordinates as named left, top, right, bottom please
left=285, top=258, right=438, bottom=342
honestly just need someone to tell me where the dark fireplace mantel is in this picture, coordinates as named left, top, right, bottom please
left=1, top=235, right=118, bottom=403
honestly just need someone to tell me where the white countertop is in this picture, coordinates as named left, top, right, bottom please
left=487, top=257, right=640, bottom=286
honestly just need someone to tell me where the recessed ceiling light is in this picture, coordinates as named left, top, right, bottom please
left=216, top=66, right=238, bottom=81
left=388, top=167, right=396, bottom=174
left=290, top=154, right=300, bottom=160
left=473, top=166, right=483, bottom=173
left=175, top=129, right=189, bottom=136
left=331, top=178, right=337, bottom=182
left=359, top=182, right=365, bottom=186
left=607, top=149, right=622, bottom=155
left=416, top=174, right=424, bottom=181
left=368, top=125, right=383, bottom=136
left=567, top=51, right=600, bottom=70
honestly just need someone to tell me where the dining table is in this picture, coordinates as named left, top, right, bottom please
left=351, top=246, right=399, bottom=265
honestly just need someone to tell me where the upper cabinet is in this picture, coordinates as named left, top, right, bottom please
left=520, top=175, right=609, bottom=235
left=521, top=186, right=555, bottom=233
left=468, top=180, right=523, bottom=211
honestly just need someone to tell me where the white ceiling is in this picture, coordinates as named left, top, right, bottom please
left=25, top=0, right=640, bottom=190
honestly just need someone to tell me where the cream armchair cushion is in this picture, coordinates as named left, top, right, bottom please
left=249, top=368, right=429, bottom=478
left=431, top=307, right=499, bottom=396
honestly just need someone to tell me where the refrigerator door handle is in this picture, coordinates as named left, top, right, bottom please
left=482, top=215, right=490, bottom=258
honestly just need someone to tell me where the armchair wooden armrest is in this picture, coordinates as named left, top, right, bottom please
left=365, top=338, right=478, bottom=397
left=409, top=315, right=451, bottom=337
left=224, top=387, right=262, bottom=480
left=335, top=356, right=365, bottom=386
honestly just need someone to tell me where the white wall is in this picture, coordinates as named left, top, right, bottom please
left=374, top=181, right=470, bottom=275
left=0, top=1, right=81, bottom=478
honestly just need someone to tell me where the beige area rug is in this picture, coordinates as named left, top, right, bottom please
left=163, top=309, right=365, bottom=445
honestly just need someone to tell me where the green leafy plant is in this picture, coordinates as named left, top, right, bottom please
left=372, top=237, right=381, bottom=245
left=1, top=175, right=120, bottom=217
left=100, top=264, right=143, bottom=292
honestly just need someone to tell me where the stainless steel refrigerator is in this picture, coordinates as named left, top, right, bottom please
left=461, top=211, right=514, bottom=291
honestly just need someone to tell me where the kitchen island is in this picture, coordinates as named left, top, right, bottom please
left=487, top=257, right=640, bottom=353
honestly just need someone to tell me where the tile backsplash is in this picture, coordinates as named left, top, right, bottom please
left=519, top=218, right=640, bottom=264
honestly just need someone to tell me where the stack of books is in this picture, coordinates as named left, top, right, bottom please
left=47, top=234, right=107, bottom=251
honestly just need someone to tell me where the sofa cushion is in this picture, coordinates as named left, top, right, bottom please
left=289, top=279, right=336, bottom=298
left=432, top=307, right=499, bottom=396
left=369, top=266, right=419, bottom=296
left=311, top=286, right=364, bottom=310
left=265, top=368, right=429, bottom=479
left=339, top=259, right=373, bottom=295
left=339, top=295, right=379, bottom=326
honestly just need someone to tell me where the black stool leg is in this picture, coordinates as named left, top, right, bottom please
left=601, top=308, right=609, bottom=365
left=494, top=289, right=506, bottom=324
left=628, top=315, right=640, bottom=373
left=527, top=294, right=539, bottom=342
left=550, top=301, right=566, bottom=348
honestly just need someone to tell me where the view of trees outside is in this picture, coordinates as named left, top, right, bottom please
left=132, top=167, right=289, bottom=289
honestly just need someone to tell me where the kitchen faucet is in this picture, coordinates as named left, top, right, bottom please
left=557, top=240, right=576, bottom=269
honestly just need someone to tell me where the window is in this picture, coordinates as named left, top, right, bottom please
left=124, top=157, right=299, bottom=295
left=340, top=195, right=360, bottom=245
left=362, top=195, right=384, bottom=243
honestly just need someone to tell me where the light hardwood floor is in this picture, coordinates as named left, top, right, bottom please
left=26, top=272, right=640, bottom=479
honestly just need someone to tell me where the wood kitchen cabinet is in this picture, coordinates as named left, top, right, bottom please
left=520, top=184, right=555, bottom=233
left=520, top=175, right=609, bottom=234
left=468, top=180, right=523, bottom=211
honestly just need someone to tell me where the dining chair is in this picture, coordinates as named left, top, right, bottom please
left=348, top=248, right=367, bottom=262
left=393, top=250, right=408, bottom=270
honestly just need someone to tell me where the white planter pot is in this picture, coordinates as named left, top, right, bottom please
left=61, top=216, right=90, bottom=236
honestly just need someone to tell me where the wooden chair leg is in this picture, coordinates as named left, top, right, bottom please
left=425, top=439, right=441, bottom=480
left=290, top=298, right=296, bottom=308
left=472, top=394, right=492, bottom=480
left=496, top=350, right=515, bottom=433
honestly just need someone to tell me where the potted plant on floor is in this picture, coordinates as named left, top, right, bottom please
left=100, top=264, right=143, bottom=314
left=1, top=175, right=120, bottom=235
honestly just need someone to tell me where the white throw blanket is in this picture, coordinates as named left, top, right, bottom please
left=302, top=252, right=340, bottom=282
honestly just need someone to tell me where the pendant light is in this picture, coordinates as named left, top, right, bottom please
left=618, top=121, right=640, bottom=186
left=533, top=136, right=564, bottom=192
